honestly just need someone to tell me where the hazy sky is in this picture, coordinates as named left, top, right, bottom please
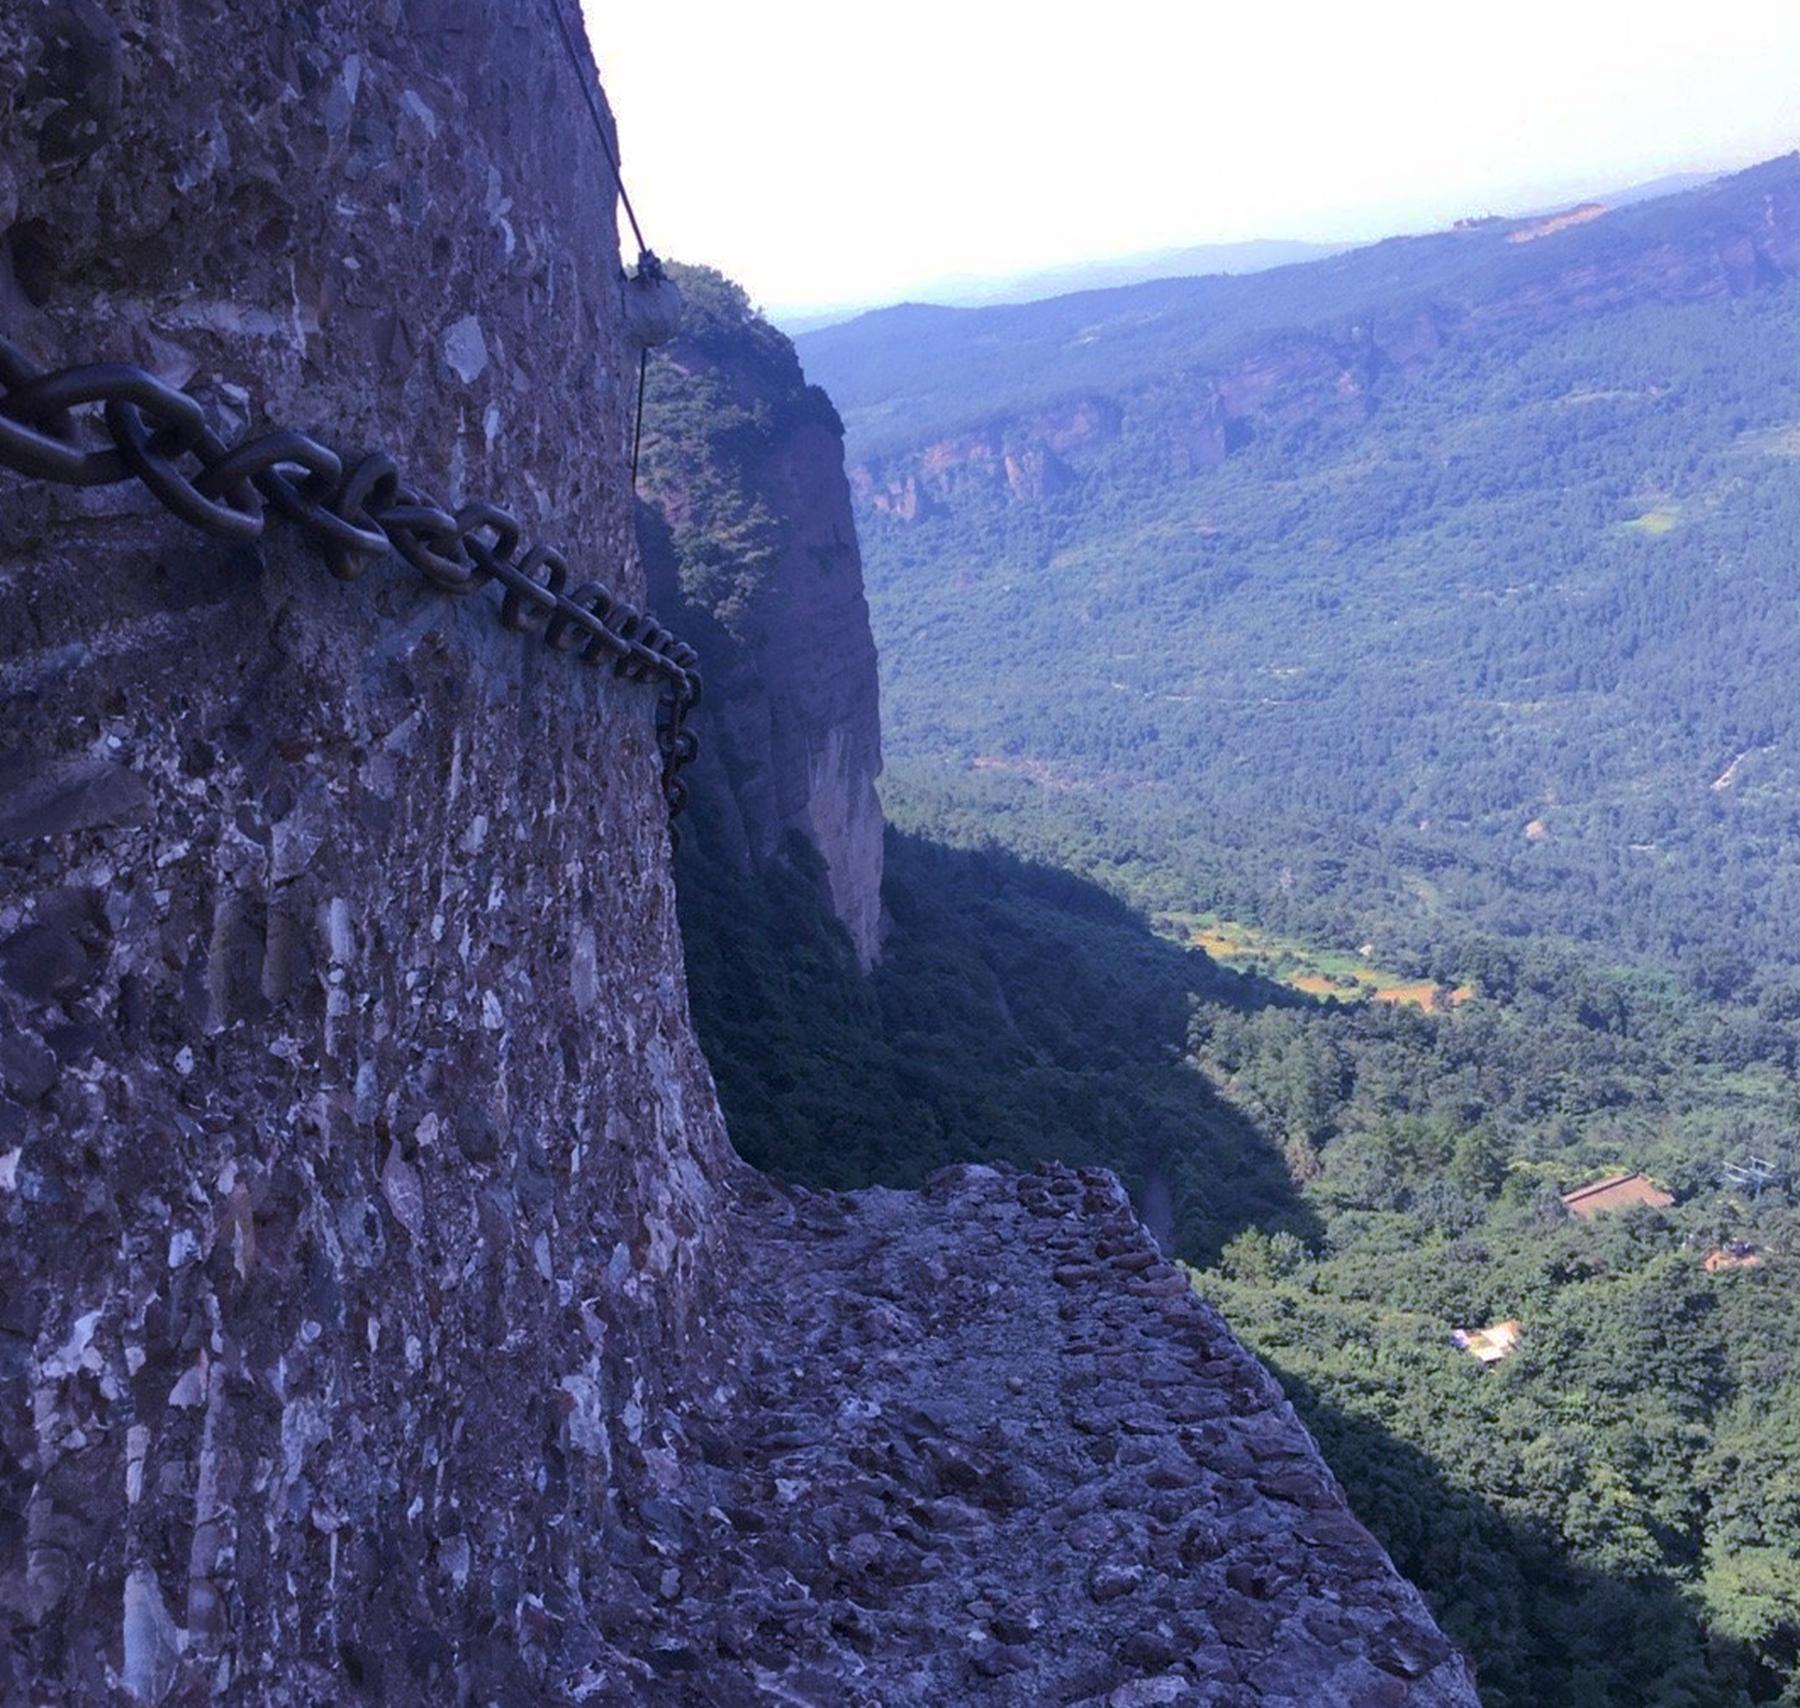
left=580, top=0, right=1800, bottom=317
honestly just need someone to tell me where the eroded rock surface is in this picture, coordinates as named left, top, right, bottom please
left=0, top=3, right=735, bottom=1700
left=597, top=1163, right=1479, bottom=1707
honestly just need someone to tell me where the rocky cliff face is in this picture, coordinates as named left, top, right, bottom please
left=637, top=267, right=885, bottom=969
left=0, top=4, right=736, bottom=1699
left=851, top=396, right=1121, bottom=516
left=1, top=7, right=1474, bottom=1704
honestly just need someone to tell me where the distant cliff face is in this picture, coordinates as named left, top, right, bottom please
left=637, top=267, right=885, bottom=968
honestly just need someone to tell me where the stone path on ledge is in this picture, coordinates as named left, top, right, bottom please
left=592, top=1161, right=1480, bottom=1706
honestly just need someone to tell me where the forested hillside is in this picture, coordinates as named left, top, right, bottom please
left=800, top=153, right=1800, bottom=972
left=660, top=201, right=1800, bottom=1705
left=679, top=803, right=1800, bottom=1707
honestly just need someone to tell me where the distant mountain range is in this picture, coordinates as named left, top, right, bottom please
left=773, top=169, right=1727, bottom=335
left=774, top=240, right=1351, bottom=334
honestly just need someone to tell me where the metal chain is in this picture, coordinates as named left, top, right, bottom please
left=0, top=335, right=702, bottom=837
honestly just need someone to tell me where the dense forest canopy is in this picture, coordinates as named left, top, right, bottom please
left=800, top=153, right=1800, bottom=975
left=662, top=160, right=1800, bottom=1705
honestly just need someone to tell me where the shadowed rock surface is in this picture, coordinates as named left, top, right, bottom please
left=637, top=267, right=886, bottom=970
left=0, top=3, right=737, bottom=1699
left=2, top=3, right=1474, bottom=1703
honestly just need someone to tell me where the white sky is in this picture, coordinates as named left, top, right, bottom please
left=580, top=0, right=1800, bottom=317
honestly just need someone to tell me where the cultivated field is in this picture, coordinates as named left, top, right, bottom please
left=1170, top=914, right=1473, bottom=1012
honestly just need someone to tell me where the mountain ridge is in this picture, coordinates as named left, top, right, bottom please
left=773, top=166, right=1729, bottom=337
left=800, top=152, right=1798, bottom=463
left=774, top=239, right=1352, bottom=334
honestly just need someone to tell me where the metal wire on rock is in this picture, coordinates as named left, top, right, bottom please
left=0, top=335, right=702, bottom=833
left=631, top=347, right=650, bottom=485
left=543, top=0, right=671, bottom=494
left=544, top=0, right=649, bottom=258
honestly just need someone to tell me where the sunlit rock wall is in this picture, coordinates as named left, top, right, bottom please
left=637, top=271, right=886, bottom=969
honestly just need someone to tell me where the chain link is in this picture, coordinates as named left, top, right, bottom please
left=0, top=335, right=701, bottom=838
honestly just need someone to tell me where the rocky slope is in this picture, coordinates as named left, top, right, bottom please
left=1, top=4, right=1473, bottom=1703
left=624, top=1162, right=1478, bottom=1707
left=638, top=267, right=885, bottom=969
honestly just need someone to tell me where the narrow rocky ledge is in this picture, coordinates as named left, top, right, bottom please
left=596, top=1162, right=1480, bottom=1707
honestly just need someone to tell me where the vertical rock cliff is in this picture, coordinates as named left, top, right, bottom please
left=0, top=4, right=734, bottom=1699
left=636, top=266, right=885, bottom=969
left=2, top=7, right=1477, bottom=1705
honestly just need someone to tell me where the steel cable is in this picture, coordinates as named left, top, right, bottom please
left=542, top=0, right=667, bottom=489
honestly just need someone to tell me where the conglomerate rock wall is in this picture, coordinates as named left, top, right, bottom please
left=0, top=3, right=737, bottom=1700
left=0, top=5, right=1478, bottom=1704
